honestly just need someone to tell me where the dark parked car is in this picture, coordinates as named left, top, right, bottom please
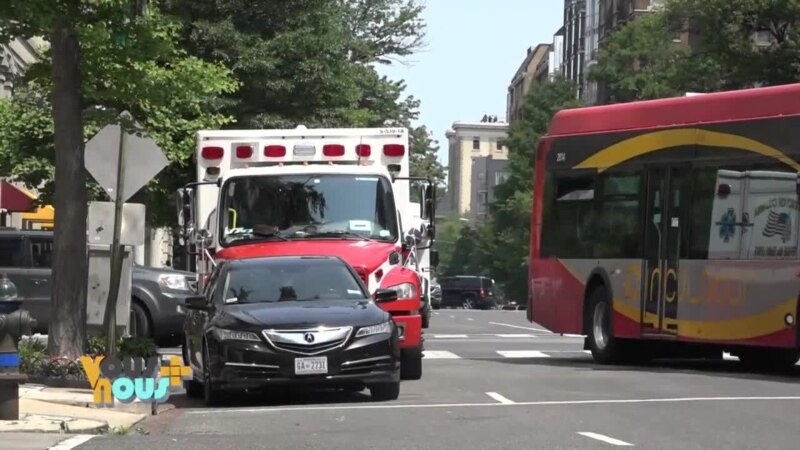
left=130, top=263, right=197, bottom=345
left=0, top=228, right=196, bottom=344
left=438, top=275, right=498, bottom=309
left=182, top=255, right=402, bottom=406
left=429, top=280, right=441, bottom=310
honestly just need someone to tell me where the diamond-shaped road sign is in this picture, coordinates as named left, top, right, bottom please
left=85, top=114, right=169, bottom=202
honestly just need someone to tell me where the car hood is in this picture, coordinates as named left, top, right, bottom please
left=216, top=240, right=399, bottom=276
left=212, top=299, right=390, bottom=330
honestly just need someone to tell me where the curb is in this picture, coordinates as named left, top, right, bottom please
left=0, top=416, right=109, bottom=434
left=29, top=396, right=176, bottom=415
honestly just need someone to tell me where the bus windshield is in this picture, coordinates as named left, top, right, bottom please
left=219, top=174, right=399, bottom=245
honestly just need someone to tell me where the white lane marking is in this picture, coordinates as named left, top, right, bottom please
left=49, top=435, right=97, bottom=450
left=489, top=321, right=552, bottom=333
left=496, top=334, right=536, bottom=338
left=467, top=317, right=474, bottom=321
left=723, top=352, right=738, bottom=361
left=422, top=350, right=461, bottom=359
left=577, top=432, right=634, bottom=446
left=497, top=350, right=550, bottom=358
left=486, top=392, right=515, bottom=404
left=187, top=396, right=800, bottom=414
left=449, top=315, right=455, bottom=318
left=563, top=334, right=585, bottom=338
left=432, top=334, right=468, bottom=338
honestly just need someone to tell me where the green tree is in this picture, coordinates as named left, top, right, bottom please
left=162, top=0, right=426, bottom=129
left=433, top=216, right=468, bottom=276
left=0, top=1, right=237, bottom=357
left=446, top=225, right=482, bottom=276
left=666, top=0, right=800, bottom=88
left=479, top=78, right=581, bottom=301
left=590, top=0, right=800, bottom=103
left=589, top=10, right=723, bottom=102
left=409, top=125, right=445, bottom=202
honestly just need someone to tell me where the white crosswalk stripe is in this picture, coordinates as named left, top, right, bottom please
left=497, top=350, right=550, bottom=358
left=423, top=350, right=461, bottom=359
left=424, top=333, right=577, bottom=339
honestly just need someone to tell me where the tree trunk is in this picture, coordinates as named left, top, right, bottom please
left=47, top=23, right=87, bottom=358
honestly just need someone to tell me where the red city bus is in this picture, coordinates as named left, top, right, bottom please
left=528, top=83, right=800, bottom=369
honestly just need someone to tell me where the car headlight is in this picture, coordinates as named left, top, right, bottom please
left=355, top=321, right=393, bottom=338
left=158, top=274, right=192, bottom=292
left=212, top=328, right=261, bottom=342
left=387, top=282, right=416, bottom=299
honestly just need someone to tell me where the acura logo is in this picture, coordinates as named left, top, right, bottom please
left=304, top=332, right=315, bottom=343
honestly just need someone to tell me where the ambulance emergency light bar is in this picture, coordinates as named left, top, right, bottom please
left=199, top=143, right=406, bottom=161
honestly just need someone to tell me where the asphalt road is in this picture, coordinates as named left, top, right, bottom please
left=67, top=310, right=800, bottom=449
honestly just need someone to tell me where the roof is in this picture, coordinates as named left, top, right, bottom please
left=510, top=43, right=551, bottom=85
left=547, top=83, right=800, bottom=137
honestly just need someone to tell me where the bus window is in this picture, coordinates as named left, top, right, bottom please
left=541, top=172, right=596, bottom=258
left=593, top=173, right=642, bottom=258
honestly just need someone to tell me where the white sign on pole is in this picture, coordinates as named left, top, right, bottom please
left=88, top=201, right=146, bottom=246
left=84, top=112, right=169, bottom=202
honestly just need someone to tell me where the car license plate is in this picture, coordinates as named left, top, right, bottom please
left=294, top=357, right=328, bottom=375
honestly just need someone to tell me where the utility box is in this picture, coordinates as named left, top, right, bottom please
left=86, top=244, right=133, bottom=336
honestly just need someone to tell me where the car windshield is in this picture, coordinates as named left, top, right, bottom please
left=221, top=258, right=368, bottom=304
left=219, top=173, right=399, bottom=245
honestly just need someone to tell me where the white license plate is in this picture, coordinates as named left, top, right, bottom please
left=294, top=356, right=328, bottom=375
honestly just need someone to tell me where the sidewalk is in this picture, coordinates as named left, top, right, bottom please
left=0, top=383, right=173, bottom=434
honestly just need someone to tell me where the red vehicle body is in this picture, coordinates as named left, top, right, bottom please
left=528, top=83, right=800, bottom=368
left=178, top=126, right=438, bottom=381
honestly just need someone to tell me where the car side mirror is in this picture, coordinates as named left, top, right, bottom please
left=185, top=295, right=208, bottom=310
left=374, top=288, right=398, bottom=303
left=430, top=248, right=439, bottom=268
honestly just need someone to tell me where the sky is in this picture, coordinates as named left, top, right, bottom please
left=376, top=0, right=564, bottom=166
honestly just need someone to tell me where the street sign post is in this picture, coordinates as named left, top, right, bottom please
left=84, top=111, right=168, bottom=354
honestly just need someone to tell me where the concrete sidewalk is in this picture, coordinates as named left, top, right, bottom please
left=0, top=383, right=166, bottom=434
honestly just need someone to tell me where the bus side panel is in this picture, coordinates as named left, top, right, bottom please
left=529, top=258, right=584, bottom=334
left=676, top=260, right=799, bottom=348
left=530, top=258, right=643, bottom=337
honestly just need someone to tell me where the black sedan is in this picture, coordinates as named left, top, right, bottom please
left=181, top=255, right=402, bottom=406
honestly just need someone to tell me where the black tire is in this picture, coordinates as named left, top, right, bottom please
left=586, top=287, right=623, bottom=364
left=202, top=343, right=224, bottom=406
left=461, top=296, right=474, bottom=309
left=370, top=382, right=400, bottom=401
left=737, top=348, right=800, bottom=372
left=400, top=347, right=423, bottom=380
left=182, top=339, right=203, bottom=398
left=129, top=300, right=153, bottom=339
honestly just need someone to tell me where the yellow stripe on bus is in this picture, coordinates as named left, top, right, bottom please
left=613, top=298, right=795, bottom=341
left=572, top=128, right=800, bottom=173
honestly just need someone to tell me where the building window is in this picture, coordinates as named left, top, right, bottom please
left=495, top=171, right=511, bottom=186
left=496, top=139, right=506, bottom=151
left=472, top=138, right=480, bottom=150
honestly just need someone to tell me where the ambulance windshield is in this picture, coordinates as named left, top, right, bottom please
left=219, top=173, right=399, bottom=245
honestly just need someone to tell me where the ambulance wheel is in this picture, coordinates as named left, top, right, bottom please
left=400, top=347, right=422, bottom=380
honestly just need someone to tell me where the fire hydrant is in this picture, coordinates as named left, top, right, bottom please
left=0, top=273, right=37, bottom=420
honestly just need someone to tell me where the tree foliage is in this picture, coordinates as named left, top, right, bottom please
left=0, top=2, right=238, bottom=225
left=161, top=0, right=426, bottom=129
left=590, top=0, right=800, bottom=102
left=409, top=125, right=445, bottom=202
left=588, top=11, right=723, bottom=102
left=477, top=78, right=581, bottom=301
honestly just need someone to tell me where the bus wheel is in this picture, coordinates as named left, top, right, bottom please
left=737, top=348, right=800, bottom=372
left=587, top=287, right=622, bottom=364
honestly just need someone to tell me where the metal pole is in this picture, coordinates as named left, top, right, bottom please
left=102, top=125, right=127, bottom=355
